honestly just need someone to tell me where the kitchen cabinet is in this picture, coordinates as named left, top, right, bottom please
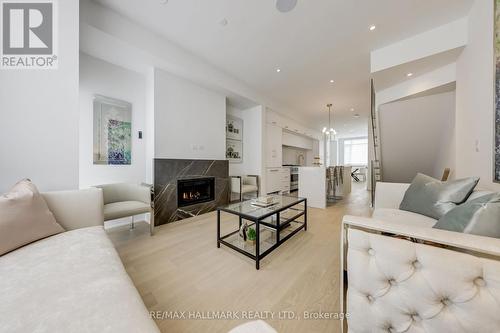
left=282, top=131, right=313, bottom=150
left=266, top=124, right=283, bottom=167
left=266, top=167, right=290, bottom=194
left=267, top=109, right=322, bottom=141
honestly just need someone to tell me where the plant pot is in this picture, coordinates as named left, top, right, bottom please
left=246, top=239, right=256, bottom=246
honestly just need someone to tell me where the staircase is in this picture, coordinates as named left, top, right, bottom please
left=370, top=79, right=382, bottom=206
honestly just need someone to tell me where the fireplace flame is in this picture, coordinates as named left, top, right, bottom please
left=183, top=191, right=201, bottom=201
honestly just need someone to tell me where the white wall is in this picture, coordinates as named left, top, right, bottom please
left=455, top=0, right=500, bottom=191
left=227, top=105, right=264, bottom=176
left=79, top=53, right=146, bottom=188
left=0, top=0, right=79, bottom=192
left=154, top=68, right=226, bottom=160
left=145, top=68, right=155, bottom=184
left=379, top=91, right=456, bottom=183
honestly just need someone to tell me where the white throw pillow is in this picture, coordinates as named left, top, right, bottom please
left=0, top=179, right=64, bottom=256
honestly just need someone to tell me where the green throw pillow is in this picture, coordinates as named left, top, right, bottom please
left=434, top=193, right=500, bottom=238
left=399, top=173, right=479, bottom=220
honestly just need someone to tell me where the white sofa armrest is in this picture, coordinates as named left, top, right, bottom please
left=342, top=215, right=500, bottom=257
left=42, top=188, right=104, bottom=231
left=374, top=182, right=410, bottom=210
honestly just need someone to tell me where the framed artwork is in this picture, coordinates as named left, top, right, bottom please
left=495, top=0, right=500, bottom=182
left=226, top=116, right=243, bottom=141
left=226, top=139, right=243, bottom=163
left=93, top=95, right=132, bottom=165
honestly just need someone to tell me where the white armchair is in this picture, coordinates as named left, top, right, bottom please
left=341, top=182, right=500, bottom=332
left=95, top=183, right=153, bottom=234
left=230, top=175, right=259, bottom=202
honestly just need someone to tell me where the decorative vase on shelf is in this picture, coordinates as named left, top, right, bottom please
left=239, top=222, right=248, bottom=241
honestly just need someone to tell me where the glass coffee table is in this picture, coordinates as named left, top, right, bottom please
left=217, top=195, right=307, bottom=270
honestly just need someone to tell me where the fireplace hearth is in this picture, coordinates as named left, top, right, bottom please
left=177, top=177, right=215, bottom=207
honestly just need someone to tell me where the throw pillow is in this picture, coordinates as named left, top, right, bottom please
left=0, top=179, right=64, bottom=256
left=399, top=173, right=479, bottom=220
left=434, top=193, right=500, bottom=238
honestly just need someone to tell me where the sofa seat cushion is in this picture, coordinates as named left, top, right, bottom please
left=104, top=201, right=150, bottom=221
left=0, top=226, right=159, bottom=333
left=373, top=208, right=437, bottom=228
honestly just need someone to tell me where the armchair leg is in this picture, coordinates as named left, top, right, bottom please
left=131, top=216, right=135, bottom=230
left=150, top=210, right=155, bottom=236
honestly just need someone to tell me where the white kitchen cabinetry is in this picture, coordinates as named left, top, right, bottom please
left=266, top=167, right=290, bottom=194
left=266, top=124, right=283, bottom=167
left=267, top=109, right=322, bottom=141
left=282, top=131, right=313, bottom=150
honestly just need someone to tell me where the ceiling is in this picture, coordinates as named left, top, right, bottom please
left=94, top=0, right=473, bottom=137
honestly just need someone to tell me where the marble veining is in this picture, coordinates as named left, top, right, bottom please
left=154, top=159, right=229, bottom=225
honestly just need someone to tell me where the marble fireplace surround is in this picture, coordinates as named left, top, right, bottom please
left=154, top=159, right=229, bottom=226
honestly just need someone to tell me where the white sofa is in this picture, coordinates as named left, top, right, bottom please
left=341, top=182, right=500, bottom=333
left=0, top=188, right=159, bottom=333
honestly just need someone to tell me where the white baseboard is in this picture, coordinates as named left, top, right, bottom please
left=104, top=213, right=151, bottom=230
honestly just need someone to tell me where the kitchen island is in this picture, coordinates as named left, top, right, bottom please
left=298, top=166, right=352, bottom=209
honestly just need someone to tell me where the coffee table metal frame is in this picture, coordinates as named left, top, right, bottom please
left=217, top=197, right=307, bottom=270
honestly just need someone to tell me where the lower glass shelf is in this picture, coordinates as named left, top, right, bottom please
left=220, top=220, right=305, bottom=257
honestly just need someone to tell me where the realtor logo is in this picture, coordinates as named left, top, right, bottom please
left=1, top=0, right=58, bottom=69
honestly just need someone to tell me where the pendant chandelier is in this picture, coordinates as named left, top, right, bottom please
left=322, top=103, right=337, bottom=139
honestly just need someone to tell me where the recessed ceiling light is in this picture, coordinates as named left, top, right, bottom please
left=369, top=25, right=376, bottom=31
left=354, top=114, right=360, bottom=118
left=330, top=79, right=334, bottom=83
left=407, top=72, right=413, bottom=77
left=276, top=68, right=281, bottom=73
left=350, top=108, right=355, bottom=112
left=219, top=18, right=228, bottom=26
left=159, top=0, right=168, bottom=4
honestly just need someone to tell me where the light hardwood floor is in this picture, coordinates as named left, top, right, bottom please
left=107, top=182, right=372, bottom=333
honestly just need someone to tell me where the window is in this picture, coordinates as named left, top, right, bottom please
left=343, top=138, right=368, bottom=165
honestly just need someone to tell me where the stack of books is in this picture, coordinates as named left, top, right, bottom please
left=251, top=196, right=277, bottom=207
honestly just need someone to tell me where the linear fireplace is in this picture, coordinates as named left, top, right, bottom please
left=154, top=159, right=229, bottom=225
left=177, top=177, right=215, bottom=208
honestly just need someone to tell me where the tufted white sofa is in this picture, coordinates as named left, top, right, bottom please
left=340, top=182, right=500, bottom=333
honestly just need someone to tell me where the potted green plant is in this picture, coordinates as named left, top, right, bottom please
left=246, top=227, right=256, bottom=245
